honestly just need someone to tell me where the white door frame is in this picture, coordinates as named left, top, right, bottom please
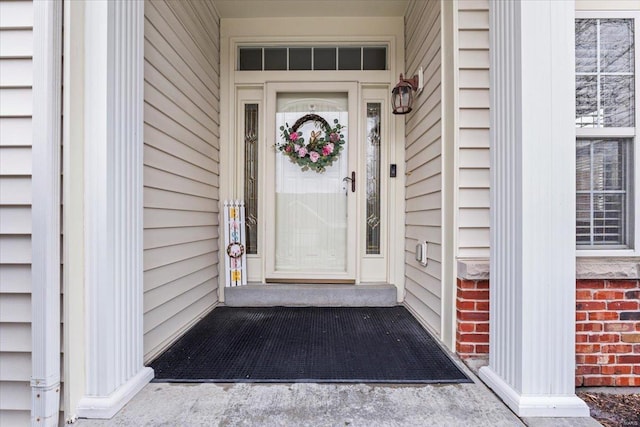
left=233, top=81, right=396, bottom=286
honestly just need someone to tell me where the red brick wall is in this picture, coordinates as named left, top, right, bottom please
left=455, top=278, right=640, bottom=387
left=456, top=279, right=490, bottom=357
left=575, top=279, right=640, bottom=387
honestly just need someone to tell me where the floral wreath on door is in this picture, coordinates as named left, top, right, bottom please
left=276, top=113, right=346, bottom=172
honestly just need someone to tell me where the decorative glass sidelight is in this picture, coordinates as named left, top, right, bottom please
left=366, top=103, right=381, bottom=254
left=244, top=104, right=259, bottom=254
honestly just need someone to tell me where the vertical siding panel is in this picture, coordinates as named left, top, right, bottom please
left=404, top=0, right=443, bottom=335
left=457, top=0, right=491, bottom=258
left=0, top=0, right=33, bottom=423
left=143, top=0, right=220, bottom=362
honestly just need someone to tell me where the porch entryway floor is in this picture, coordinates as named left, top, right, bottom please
left=148, top=306, right=470, bottom=383
left=75, top=307, right=601, bottom=426
left=74, top=375, right=602, bottom=427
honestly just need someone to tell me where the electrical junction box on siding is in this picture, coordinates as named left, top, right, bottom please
left=415, top=241, right=428, bottom=266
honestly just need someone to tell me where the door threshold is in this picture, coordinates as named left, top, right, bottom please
left=225, top=283, right=397, bottom=307
left=265, top=278, right=355, bottom=285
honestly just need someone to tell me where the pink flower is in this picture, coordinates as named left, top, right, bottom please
left=329, top=132, right=340, bottom=143
left=289, top=132, right=299, bottom=142
left=322, top=143, right=334, bottom=156
left=309, top=151, right=320, bottom=163
left=297, top=147, right=307, bottom=157
left=285, top=145, right=292, bottom=153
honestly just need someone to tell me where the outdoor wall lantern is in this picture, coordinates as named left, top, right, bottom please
left=391, top=67, right=424, bottom=115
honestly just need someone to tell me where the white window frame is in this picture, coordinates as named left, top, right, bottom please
left=576, top=10, right=640, bottom=257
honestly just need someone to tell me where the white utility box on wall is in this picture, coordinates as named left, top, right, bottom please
left=415, top=241, right=428, bottom=266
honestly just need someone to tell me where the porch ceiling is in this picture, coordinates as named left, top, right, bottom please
left=212, top=0, right=409, bottom=18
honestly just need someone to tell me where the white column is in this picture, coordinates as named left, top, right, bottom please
left=31, top=1, right=62, bottom=425
left=75, top=0, right=153, bottom=419
left=479, top=0, right=589, bottom=417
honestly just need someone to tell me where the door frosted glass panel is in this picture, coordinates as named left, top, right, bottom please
left=275, top=93, right=348, bottom=273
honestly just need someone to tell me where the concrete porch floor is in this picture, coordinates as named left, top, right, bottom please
left=76, top=362, right=600, bottom=426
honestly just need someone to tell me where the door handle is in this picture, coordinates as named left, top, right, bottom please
left=342, top=172, right=356, bottom=192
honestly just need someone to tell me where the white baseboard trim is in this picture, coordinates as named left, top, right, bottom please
left=76, top=367, right=154, bottom=419
left=479, top=366, right=590, bottom=417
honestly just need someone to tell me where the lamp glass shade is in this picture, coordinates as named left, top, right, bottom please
left=391, top=84, right=413, bottom=115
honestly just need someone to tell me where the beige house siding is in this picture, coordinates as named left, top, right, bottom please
left=143, top=0, right=221, bottom=362
left=0, top=1, right=33, bottom=424
left=456, top=0, right=490, bottom=259
left=403, top=0, right=443, bottom=335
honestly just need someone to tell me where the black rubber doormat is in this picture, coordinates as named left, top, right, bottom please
left=149, top=306, right=471, bottom=384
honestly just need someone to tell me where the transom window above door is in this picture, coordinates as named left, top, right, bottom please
left=238, top=46, right=387, bottom=71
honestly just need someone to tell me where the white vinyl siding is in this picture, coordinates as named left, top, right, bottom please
left=404, top=0, right=443, bottom=335
left=0, top=1, right=33, bottom=424
left=457, top=0, right=491, bottom=259
left=143, top=0, right=221, bottom=362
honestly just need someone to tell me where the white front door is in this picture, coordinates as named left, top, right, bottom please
left=265, top=82, right=358, bottom=282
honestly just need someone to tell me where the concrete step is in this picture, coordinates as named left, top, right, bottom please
left=224, top=283, right=397, bottom=307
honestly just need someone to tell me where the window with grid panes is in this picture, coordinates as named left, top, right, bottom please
left=575, top=15, right=638, bottom=249
left=238, top=46, right=387, bottom=71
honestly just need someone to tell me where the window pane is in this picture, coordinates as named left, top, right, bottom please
left=600, top=19, right=635, bottom=73
left=601, top=75, right=635, bottom=127
left=244, top=104, right=259, bottom=254
left=591, top=140, right=626, bottom=191
left=264, top=48, right=287, bottom=70
left=366, top=103, right=381, bottom=254
left=314, top=47, right=337, bottom=70
left=239, top=45, right=387, bottom=71
left=576, top=140, right=591, bottom=191
left=239, top=48, right=262, bottom=71
left=338, top=47, right=361, bottom=70
left=575, top=18, right=636, bottom=129
left=576, top=194, right=592, bottom=245
left=593, top=194, right=626, bottom=245
left=576, top=19, right=597, bottom=73
left=576, top=75, right=598, bottom=127
left=363, top=47, right=387, bottom=70
left=289, top=48, right=312, bottom=70
left=576, top=139, right=630, bottom=248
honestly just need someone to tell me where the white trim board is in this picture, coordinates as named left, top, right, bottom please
left=31, top=1, right=63, bottom=425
